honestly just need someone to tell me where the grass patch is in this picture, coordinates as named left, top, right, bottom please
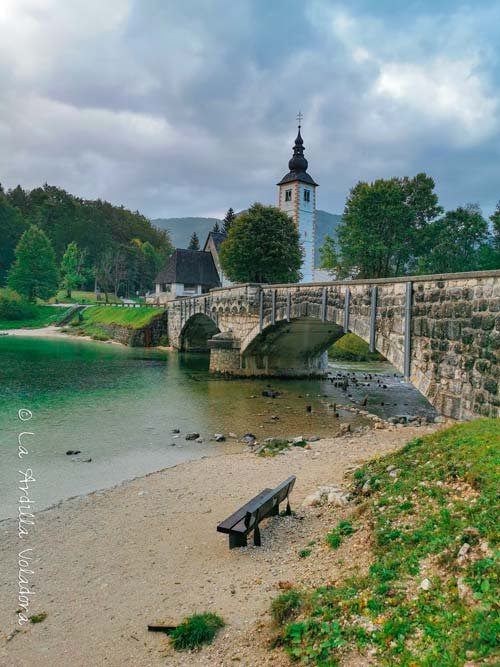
left=326, top=520, right=356, bottom=549
left=329, top=333, right=382, bottom=362
left=29, top=612, right=47, bottom=624
left=271, top=590, right=303, bottom=625
left=0, top=307, right=69, bottom=330
left=50, top=290, right=121, bottom=305
left=299, top=548, right=312, bottom=559
left=257, top=439, right=290, bottom=457
left=64, top=305, right=165, bottom=341
left=279, top=419, right=500, bottom=666
left=170, top=612, right=225, bottom=651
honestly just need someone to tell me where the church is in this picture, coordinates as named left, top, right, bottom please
left=151, top=119, right=321, bottom=302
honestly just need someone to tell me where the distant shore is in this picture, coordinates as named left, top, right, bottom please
left=0, top=423, right=438, bottom=666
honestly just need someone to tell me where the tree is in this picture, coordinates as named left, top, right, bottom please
left=223, top=208, right=236, bottom=234
left=336, top=174, right=441, bottom=278
left=491, top=202, right=500, bottom=251
left=212, top=221, right=221, bottom=233
left=60, top=242, right=86, bottom=298
left=188, top=232, right=200, bottom=251
left=8, top=225, right=59, bottom=301
left=0, top=194, right=27, bottom=285
left=219, top=202, right=302, bottom=283
left=319, top=234, right=339, bottom=276
left=417, top=204, right=489, bottom=274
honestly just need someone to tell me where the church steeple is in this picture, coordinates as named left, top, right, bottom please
left=277, top=114, right=318, bottom=283
left=277, top=117, right=318, bottom=187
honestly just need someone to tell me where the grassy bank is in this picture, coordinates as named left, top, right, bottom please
left=50, top=290, right=121, bottom=305
left=329, top=333, right=383, bottom=362
left=277, top=419, right=500, bottom=666
left=0, top=305, right=67, bottom=330
left=66, top=305, right=166, bottom=341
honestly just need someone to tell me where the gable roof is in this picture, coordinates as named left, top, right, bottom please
left=203, top=230, right=227, bottom=253
left=155, top=249, right=221, bottom=287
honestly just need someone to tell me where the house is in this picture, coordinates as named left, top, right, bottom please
left=203, top=230, right=231, bottom=287
left=152, top=248, right=221, bottom=303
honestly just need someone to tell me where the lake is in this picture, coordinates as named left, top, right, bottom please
left=0, top=336, right=435, bottom=519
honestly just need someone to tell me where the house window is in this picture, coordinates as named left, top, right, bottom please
left=304, top=189, right=310, bottom=202
left=183, top=284, right=198, bottom=294
left=285, top=189, right=292, bottom=202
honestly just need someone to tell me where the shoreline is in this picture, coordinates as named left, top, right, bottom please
left=0, top=423, right=439, bottom=666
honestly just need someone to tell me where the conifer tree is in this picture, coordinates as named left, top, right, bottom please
left=223, top=208, right=236, bottom=234
left=8, top=225, right=59, bottom=301
left=188, top=232, right=200, bottom=251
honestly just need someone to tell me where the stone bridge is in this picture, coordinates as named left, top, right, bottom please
left=167, top=270, right=500, bottom=420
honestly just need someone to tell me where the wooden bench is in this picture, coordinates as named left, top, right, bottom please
left=217, top=476, right=296, bottom=549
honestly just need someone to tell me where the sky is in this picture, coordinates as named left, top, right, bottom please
left=1, top=0, right=499, bottom=220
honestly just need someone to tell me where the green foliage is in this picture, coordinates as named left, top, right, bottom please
left=78, top=306, right=164, bottom=330
left=220, top=203, right=302, bottom=283
left=170, top=612, right=225, bottom=651
left=2, top=183, right=173, bottom=296
left=8, top=225, right=59, bottom=301
left=280, top=419, right=500, bottom=666
left=326, top=520, right=356, bottom=549
left=60, top=242, right=86, bottom=298
left=0, top=288, right=38, bottom=320
left=29, top=612, right=47, bottom=623
left=271, top=590, right=303, bottom=625
left=319, top=234, right=339, bottom=274
left=212, top=221, right=221, bottom=233
left=223, top=207, right=236, bottom=234
left=299, top=548, right=312, bottom=558
left=337, top=173, right=441, bottom=278
left=188, top=231, right=200, bottom=251
left=329, top=333, right=382, bottom=361
left=0, top=193, right=27, bottom=285
left=257, top=439, right=290, bottom=457
left=418, top=204, right=490, bottom=274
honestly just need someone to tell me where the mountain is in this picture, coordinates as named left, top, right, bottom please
left=152, top=209, right=342, bottom=265
left=152, top=217, right=221, bottom=249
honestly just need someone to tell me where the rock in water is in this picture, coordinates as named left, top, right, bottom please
left=66, top=450, right=81, bottom=456
left=185, top=432, right=200, bottom=440
left=214, top=433, right=226, bottom=442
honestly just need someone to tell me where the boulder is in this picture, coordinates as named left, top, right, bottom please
left=214, top=433, right=226, bottom=442
left=185, top=432, right=200, bottom=440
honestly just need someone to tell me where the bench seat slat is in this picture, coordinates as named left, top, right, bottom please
left=217, top=489, right=271, bottom=533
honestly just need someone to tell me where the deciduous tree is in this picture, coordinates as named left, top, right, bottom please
left=219, top=202, right=302, bottom=283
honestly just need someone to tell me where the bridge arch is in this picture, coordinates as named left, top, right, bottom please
left=179, top=313, right=220, bottom=352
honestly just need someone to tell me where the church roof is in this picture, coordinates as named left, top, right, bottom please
left=203, top=230, right=227, bottom=252
left=155, top=249, right=221, bottom=287
left=277, top=126, right=318, bottom=187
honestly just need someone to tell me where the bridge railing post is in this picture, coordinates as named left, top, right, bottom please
left=343, top=287, right=350, bottom=333
left=404, top=282, right=412, bottom=381
left=321, top=287, right=327, bottom=322
left=259, top=288, right=264, bottom=331
left=369, top=286, right=377, bottom=353
left=271, top=289, right=276, bottom=326
left=286, top=291, right=291, bottom=321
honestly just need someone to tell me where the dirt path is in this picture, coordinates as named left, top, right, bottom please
left=0, top=425, right=437, bottom=667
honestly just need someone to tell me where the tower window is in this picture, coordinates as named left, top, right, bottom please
left=304, top=189, right=310, bottom=202
left=285, top=189, right=292, bottom=202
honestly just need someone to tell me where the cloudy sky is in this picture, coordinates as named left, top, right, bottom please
left=1, top=0, right=499, bottom=220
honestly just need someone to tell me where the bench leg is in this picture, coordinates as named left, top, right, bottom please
left=229, top=533, right=247, bottom=549
left=253, top=522, right=261, bottom=547
left=285, top=497, right=292, bottom=515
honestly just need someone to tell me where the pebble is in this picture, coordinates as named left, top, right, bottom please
left=420, top=578, right=431, bottom=591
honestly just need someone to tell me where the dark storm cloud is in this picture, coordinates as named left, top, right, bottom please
left=0, top=0, right=499, bottom=219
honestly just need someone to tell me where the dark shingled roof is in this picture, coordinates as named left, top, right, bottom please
left=203, top=230, right=227, bottom=252
left=277, top=170, right=318, bottom=186
left=155, top=249, right=221, bottom=287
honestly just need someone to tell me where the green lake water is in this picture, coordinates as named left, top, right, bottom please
left=0, top=336, right=435, bottom=520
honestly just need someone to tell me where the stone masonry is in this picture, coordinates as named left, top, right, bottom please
left=167, top=271, right=500, bottom=420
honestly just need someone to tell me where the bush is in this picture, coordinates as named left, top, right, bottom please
left=329, top=333, right=382, bottom=362
left=0, top=288, right=37, bottom=320
left=158, top=334, right=169, bottom=346
left=170, top=612, right=225, bottom=651
left=271, top=589, right=303, bottom=625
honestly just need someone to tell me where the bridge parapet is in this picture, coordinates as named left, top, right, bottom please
left=166, top=271, right=500, bottom=419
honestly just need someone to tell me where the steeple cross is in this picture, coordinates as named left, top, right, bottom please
left=296, top=111, right=303, bottom=127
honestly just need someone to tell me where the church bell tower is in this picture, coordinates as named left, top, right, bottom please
left=277, top=114, right=318, bottom=283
